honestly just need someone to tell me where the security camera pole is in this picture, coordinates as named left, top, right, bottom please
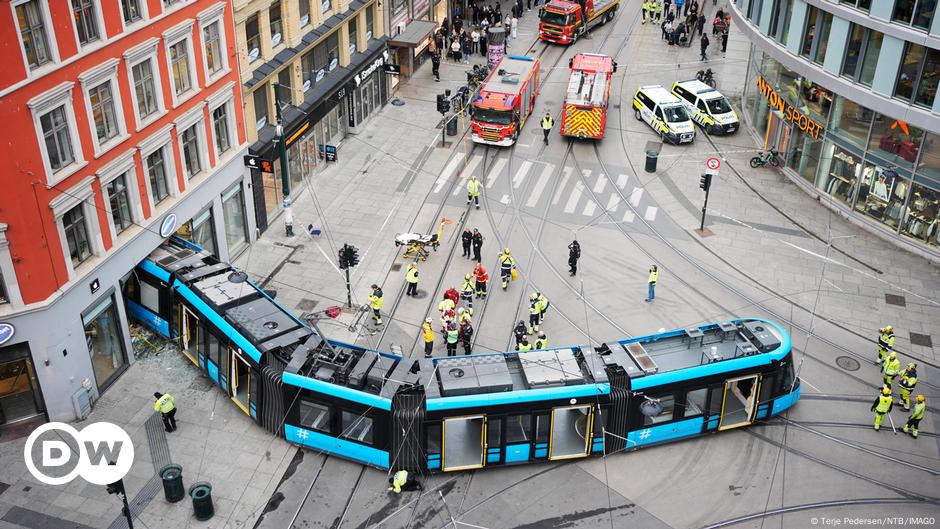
left=274, top=83, right=293, bottom=237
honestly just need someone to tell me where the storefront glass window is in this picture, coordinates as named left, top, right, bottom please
left=222, top=183, right=248, bottom=256
left=858, top=31, right=883, bottom=86
left=83, top=296, right=128, bottom=390
left=795, top=136, right=822, bottom=184
left=178, top=209, right=217, bottom=255
left=854, top=164, right=910, bottom=229
left=828, top=95, right=871, bottom=148
left=0, top=345, right=45, bottom=426
left=919, top=133, right=940, bottom=182
left=816, top=142, right=862, bottom=206
left=901, top=182, right=940, bottom=246
left=895, top=42, right=926, bottom=102
left=869, top=114, right=924, bottom=169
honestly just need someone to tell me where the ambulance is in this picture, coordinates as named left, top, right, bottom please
left=632, top=85, right=695, bottom=144
left=671, top=80, right=739, bottom=135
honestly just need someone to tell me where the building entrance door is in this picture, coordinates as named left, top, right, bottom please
left=0, top=358, right=45, bottom=426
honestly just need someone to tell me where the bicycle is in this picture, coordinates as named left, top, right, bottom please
left=749, top=149, right=780, bottom=168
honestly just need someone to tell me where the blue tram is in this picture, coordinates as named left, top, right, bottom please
left=126, top=239, right=800, bottom=472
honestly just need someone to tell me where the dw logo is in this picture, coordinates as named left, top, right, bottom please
left=24, top=422, right=134, bottom=486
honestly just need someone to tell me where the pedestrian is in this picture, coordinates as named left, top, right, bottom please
left=431, top=52, right=441, bottom=82
left=153, top=391, right=177, bottom=432
left=473, top=262, right=489, bottom=298
left=664, top=20, right=674, bottom=44
left=700, top=32, right=709, bottom=61
left=696, top=14, right=705, bottom=36
left=462, top=228, right=473, bottom=258
left=461, top=273, right=475, bottom=311
left=451, top=38, right=461, bottom=62
left=527, top=0, right=532, bottom=10
left=641, top=0, right=650, bottom=23
left=898, top=364, right=917, bottom=411
left=445, top=286, right=461, bottom=305
left=536, top=291, right=549, bottom=320
left=517, top=336, right=532, bottom=351
left=528, top=293, right=541, bottom=334
left=467, top=174, right=481, bottom=209
left=498, top=247, right=516, bottom=290
left=511, top=16, right=518, bottom=39
left=471, top=27, right=480, bottom=54
left=646, top=264, right=659, bottom=302
left=462, top=36, right=471, bottom=64
left=446, top=322, right=460, bottom=356
left=422, top=319, right=435, bottom=357
left=871, top=386, right=893, bottom=432
left=368, top=284, right=384, bottom=325
left=405, top=263, right=419, bottom=296
left=688, top=0, right=698, bottom=18
left=460, top=320, right=474, bottom=355
left=480, top=28, right=488, bottom=56
left=472, top=228, right=484, bottom=262
left=721, top=27, right=729, bottom=52
left=877, top=325, right=896, bottom=364
left=661, top=18, right=671, bottom=40
left=388, top=470, right=423, bottom=493
left=655, top=0, right=664, bottom=23
left=667, top=8, right=675, bottom=23
left=568, top=240, right=581, bottom=275
left=903, top=395, right=926, bottom=439
left=533, top=331, right=548, bottom=349
left=514, top=320, right=528, bottom=346
left=675, top=0, right=684, bottom=17
left=541, top=112, right=554, bottom=144
left=439, top=294, right=456, bottom=333
left=664, top=0, right=672, bottom=15
left=882, top=351, right=901, bottom=388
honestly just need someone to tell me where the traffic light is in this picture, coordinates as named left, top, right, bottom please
left=699, top=173, right=712, bottom=192
left=338, top=247, right=349, bottom=269
left=436, top=94, right=451, bottom=113
left=346, top=245, right=360, bottom=267
left=106, top=479, right=125, bottom=497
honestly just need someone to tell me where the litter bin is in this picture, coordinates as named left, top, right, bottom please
left=644, top=150, right=658, bottom=173
left=446, top=115, right=458, bottom=136
left=160, top=464, right=185, bottom=503
left=189, top=482, right=214, bottom=521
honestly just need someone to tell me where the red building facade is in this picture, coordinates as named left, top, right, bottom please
left=0, top=0, right=255, bottom=426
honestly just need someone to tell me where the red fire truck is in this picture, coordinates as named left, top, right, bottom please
left=470, top=55, right=541, bottom=147
left=559, top=53, right=616, bottom=139
left=539, top=0, right=619, bottom=44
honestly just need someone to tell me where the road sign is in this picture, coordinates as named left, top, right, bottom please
left=706, top=157, right=721, bottom=171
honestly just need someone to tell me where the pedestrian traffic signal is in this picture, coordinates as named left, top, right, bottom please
left=106, top=479, right=125, bottom=497
left=436, top=94, right=448, bottom=113
left=338, top=247, right=349, bottom=269
left=699, top=173, right=712, bottom=192
left=346, top=244, right=360, bottom=267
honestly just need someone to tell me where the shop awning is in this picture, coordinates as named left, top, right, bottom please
left=388, top=20, right=436, bottom=47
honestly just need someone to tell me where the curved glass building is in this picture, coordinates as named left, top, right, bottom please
left=731, top=0, right=940, bottom=261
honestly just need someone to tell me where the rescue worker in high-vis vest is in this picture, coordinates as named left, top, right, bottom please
left=528, top=293, right=541, bottom=334
left=388, top=470, right=422, bottom=493
left=533, top=332, right=548, bottom=350
left=641, top=0, right=651, bottom=23
left=903, top=395, right=926, bottom=439
left=646, top=265, right=659, bottom=302
left=536, top=292, right=549, bottom=321
left=153, top=391, right=177, bottom=432
left=877, top=325, right=895, bottom=364
left=467, top=175, right=481, bottom=209
left=541, top=112, right=554, bottom=144
left=368, top=284, right=384, bottom=325
left=446, top=322, right=460, bottom=356
left=461, top=273, right=475, bottom=311
left=898, top=363, right=917, bottom=411
left=473, top=263, right=489, bottom=298
left=422, top=319, right=435, bottom=357
left=882, top=351, right=901, bottom=388
left=498, top=248, right=516, bottom=290
left=871, top=386, right=893, bottom=431
left=517, top=336, right=532, bottom=351
left=405, top=264, right=419, bottom=296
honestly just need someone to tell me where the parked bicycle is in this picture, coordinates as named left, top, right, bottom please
left=696, top=68, right=716, bottom=88
left=749, top=149, right=780, bottom=168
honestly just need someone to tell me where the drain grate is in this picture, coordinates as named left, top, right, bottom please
left=296, top=298, right=319, bottom=311
left=910, top=332, right=933, bottom=348
left=885, top=294, right=906, bottom=307
left=390, top=263, right=402, bottom=272
left=836, top=356, right=861, bottom=371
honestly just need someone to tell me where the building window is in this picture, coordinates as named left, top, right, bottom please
left=893, top=0, right=936, bottom=30
left=270, top=3, right=283, bottom=46
left=277, top=68, right=292, bottom=100
left=895, top=44, right=940, bottom=108
left=72, top=0, right=100, bottom=46
left=839, top=0, right=871, bottom=11
left=222, top=184, right=248, bottom=255
left=147, top=149, right=169, bottom=203
left=302, top=50, right=315, bottom=90
left=181, top=124, right=202, bottom=178
left=170, top=40, right=192, bottom=96
left=811, top=11, right=832, bottom=65
left=212, top=105, right=231, bottom=155
left=106, top=175, right=133, bottom=234
left=83, top=296, right=128, bottom=390
left=0, top=271, right=7, bottom=304
left=15, top=0, right=51, bottom=69
left=89, top=81, right=119, bottom=143
left=800, top=6, right=818, bottom=59
left=178, top=208, right=216, bottom=255
left=63, top=204, right=91, bottom=266
left=246, top=14, right=261, bottom=62
left=349, top=19, right=358, bottom=55
left=858, top=31, right=883, bottom=87
left=366, top=6, right=374, bottom=40
left=131, top=60, right=158, bottom=120
left=40, top=106, right=75, bottom=172
left=313, top=32, right=340, bottom=77
left=254, top=87, right=268, bottom=129
left=747, top=0, right=763, bottom=21
left=841, top=24, right=865, bottom=79
left=391, top=0, right=405, bottom=17
left=896, top=43, right=926, bottom=102
left=322, top=0, right=332, bottom=14
left=121, top=0, right=143, bottom=24
left=915, top=49, right=939, bottom=108
left=203, top=21, right=223, bottom=76
left=299, top=0, right=310, bottom=26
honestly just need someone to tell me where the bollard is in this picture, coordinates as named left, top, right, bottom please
left=189, top=482, right=214, bottom=521
left=446, top=115, right=459, bottom=136
left=160, top=464, right=185, bottom=503
left=644, top=150, right=658, bottom=173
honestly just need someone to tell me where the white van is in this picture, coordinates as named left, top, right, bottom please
left=632, top=86, right=695, bottom=144
left=671, top=80, right=739, bottom=135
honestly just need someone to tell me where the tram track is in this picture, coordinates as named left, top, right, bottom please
left=699, top=498, right=928, bottom=529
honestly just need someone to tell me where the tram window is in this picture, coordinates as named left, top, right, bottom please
left=778, top=362, right=795, bottom=395
left=427, top=423, right=442, bottom=454
left=299, top=400, right=331, bottom=433
left=535, top=414, right=550, bottom=442
left=643, top=395, right=675, bottom=425
left=487, top=418, right=502, bottom=447
left=593, top=408, right=606, bottom=436
left=207, top=332, right=221, bottom=368
left=684, top=388, right=708, bottom=417
left=707, top=385, right=724, bottom=415
left=505, top=415, right=532, bottom=443
left=759, top=374, right=776, bottom=403
left=341, top=411, right=373, bottom=444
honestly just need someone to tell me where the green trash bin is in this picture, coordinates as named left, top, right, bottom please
left=644, top=150, right=658, bottom=173
left=189, top=482, right=214, bottom=521
left=160, top=464, right=185, bottom=503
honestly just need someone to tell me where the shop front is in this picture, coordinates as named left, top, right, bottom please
left=348, top=49, right=391, bottom=133
left=389, top=20, right=436, bottom=80
left=742, top=47, right=940, bottom=258
left=0, top=339, right=46, bottom=430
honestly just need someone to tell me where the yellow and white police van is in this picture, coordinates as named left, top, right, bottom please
left=633, top=85, right=696, bottom=144
left=671, top=80, right=739, bottom=135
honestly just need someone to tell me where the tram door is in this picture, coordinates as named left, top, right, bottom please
left=718, top=375, right=761, bottom=430
left=178, top=304, right=199, bottom=366
left=442, top=415, right=486, bottom=471
left=230, top=349, right=251, bottom=415
left=549, top=404, right=594, bottom=460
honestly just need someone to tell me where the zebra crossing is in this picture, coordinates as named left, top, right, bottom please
left=429, top=151, right=661, bottom=226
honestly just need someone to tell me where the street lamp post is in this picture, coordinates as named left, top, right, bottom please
left=274, top=83, right=293, bottom=237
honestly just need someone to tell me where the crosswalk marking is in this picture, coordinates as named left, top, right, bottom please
left=500, top=194, right=510, bottom=204
left=644, top=206, right=658, bottom=221
left=606, top=194, right=620, bottom=213
left=452, top=154, right=483, bottom=195
left=434, top=152, right=466, bottom=193
left=616, top=173, right=629, bottom=188
left=629, top=187, right=644, bottom=207
left=582, top=199, right=597, bottom=217
left=513, top=161, right=533, bottom=188
left=593, top=173, right=607, bottom=194
left=564, top=181, right=584, bottom=214
left=525, top=164, right=554, bottom=208
left=552, top=167, right=574, bottom=205
left=485, top=158, right=507, bottom=188
left=622, top=210, right=635, bottom=223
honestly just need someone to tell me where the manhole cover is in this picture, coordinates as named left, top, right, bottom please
left=391, top=98, right=405, bottom=106
left=836, top=356, right=861, bottom=371
left=296, top=298, right=319, bottom=311
left=910, top=332, right=933, bottom=348
left=885, top=294, right=906, bottom=307
left=390, top=263, right=402, bottom=272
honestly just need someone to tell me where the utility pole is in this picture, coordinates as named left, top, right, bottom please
left=107, top=479, right=134, bottom=529
left=274, top=83, right=293, bottom=237
left=338, top=243, right=359, bottom=308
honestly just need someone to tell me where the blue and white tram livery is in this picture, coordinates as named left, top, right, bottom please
left=126, top=239, right=799, bottom=473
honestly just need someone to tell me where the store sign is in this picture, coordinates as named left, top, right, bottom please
left=323, top=145, right=337, bottom=162
left=160, top=214, right=177, bottom=238
left=0, top=323, right=15, bottom=346
left=755, top=75, right=824, bottom=140
left=355, top=50, right=390, bottom=87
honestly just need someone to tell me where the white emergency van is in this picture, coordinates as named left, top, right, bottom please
left=671, top=80, right=740, bottom=134
left=632, top=85, right=695, bottom=144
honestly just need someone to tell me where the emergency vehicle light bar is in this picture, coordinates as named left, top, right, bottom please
left=508, top=55, right=534, bottom=61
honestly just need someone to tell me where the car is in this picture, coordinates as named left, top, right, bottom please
left=671, top=80, right=740, bottom=135
left=633, top=85, right=696, bottom=144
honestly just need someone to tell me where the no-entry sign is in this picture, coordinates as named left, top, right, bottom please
left=706, top=157, right=721, bottom=171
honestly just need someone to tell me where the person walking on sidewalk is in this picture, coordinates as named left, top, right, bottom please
left=462, top=37, right=472, bottom=64
left=568, top=240, right=581, bottom=275
left=721, top=27, right=729, bottom=52
left=696, top=14, right=706, bottom=37
left=541, top=112, right=554, bottom=144
left=431, top=52, right=441, bottom=82
left=405, top=263, right=419, bottom=296
left=467, top=175, right=481, bottom=209
left=422, top=319, right=435, bottom=357
left=473, top=262, right=489, bottom=298
left=700, top=33, right=710, bottom=61
left=646, top=265, right=659, bottom=302
left=472, top=229, right=484, bottom=262
left=903, top=395, right=926, bottom=439
left=871, top=386, right=893, bottom=432
left=451, top=38, right=462, bottom=62
left=462, top=228, right=473, bottom=258
left=153, top=391, right=177, bottom=432
left=511, top=16, right=518, bottom=39
left=368, top=284, right=384, bottom=325
left=641, top=0, right=650, bottom=23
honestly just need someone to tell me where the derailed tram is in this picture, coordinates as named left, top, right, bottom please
left=126, top=238, right=800, bottom=473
